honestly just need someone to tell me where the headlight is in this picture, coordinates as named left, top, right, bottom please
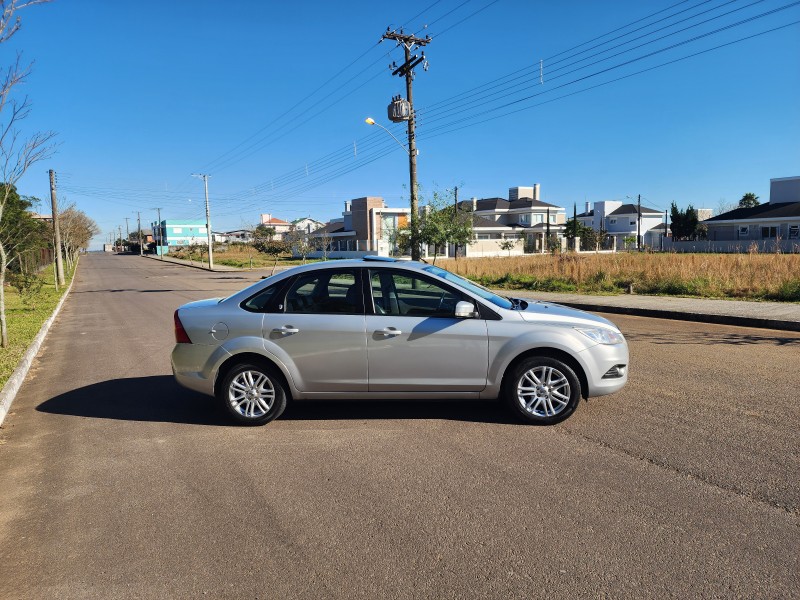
left=575, top=327, right=626, bottom=345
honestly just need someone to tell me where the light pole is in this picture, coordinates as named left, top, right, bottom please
left=191, top=173, right=214, bottom=270
left=365, top=117, right=421, bottom=259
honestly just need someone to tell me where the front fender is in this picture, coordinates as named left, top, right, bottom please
left=485, top=323, right=593, bottom=395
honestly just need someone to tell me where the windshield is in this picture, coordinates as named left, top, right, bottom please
left=423, top=266, right=514, bottom=310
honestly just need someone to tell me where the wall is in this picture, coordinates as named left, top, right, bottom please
left=664, top=239, right=800, bottom=253
left=770, top=177, right=800, bottom=204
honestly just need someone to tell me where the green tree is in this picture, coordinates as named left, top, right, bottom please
left=580, top=227, right=599, bottom=251
left=402, top=188, right=474, bottom=264
left=564, top=219, right=581, bottom=243
left=738, top=192, right=760, bottom=208
left=0, top=185, right=48, bottom=274
left=670, top=202, right=701, bottom=240
left=1, top=0, right=58, bottom=347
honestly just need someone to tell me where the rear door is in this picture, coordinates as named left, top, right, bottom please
left=261, top=268, right=368, bottom=392
left=365, top=268, right=488, bottom=392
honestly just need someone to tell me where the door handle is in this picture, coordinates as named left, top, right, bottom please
left=378, top=327, right=402, bottom=337
left=273, top=326, right=299, bottom=335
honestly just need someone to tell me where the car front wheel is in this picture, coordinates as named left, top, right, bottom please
left=218, top=362, right=287, bottom=425
left=504, top=356, right=581, bottom=425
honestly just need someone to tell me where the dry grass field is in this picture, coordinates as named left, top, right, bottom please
left=439, top=251, right=800, bottom=302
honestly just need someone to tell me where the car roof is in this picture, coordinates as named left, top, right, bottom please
left=287, top=257, right=429, bottom=274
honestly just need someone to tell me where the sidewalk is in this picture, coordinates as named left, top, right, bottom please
left=142, top=254, right=800, bottom=332
left=509, top=290, right=800, bottom=332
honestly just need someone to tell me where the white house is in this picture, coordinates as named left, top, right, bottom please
left=577, top=200, right=664, bottom=248
left=291, top=217, right=325, bottom=235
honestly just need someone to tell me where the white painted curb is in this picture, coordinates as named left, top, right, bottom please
left=0, top=267, right=77, bottom=427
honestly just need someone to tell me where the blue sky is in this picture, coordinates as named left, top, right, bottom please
left=7, top=0, right=800, bottom=249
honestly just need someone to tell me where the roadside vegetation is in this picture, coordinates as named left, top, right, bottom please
left=168, top=242, right=322, bottom=270
left=0, top=263, right=72, bottom=387
left=442, top=251, right=800, bottom=302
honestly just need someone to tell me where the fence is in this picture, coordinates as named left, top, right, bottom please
left=664, top=239, right=800, bottom=253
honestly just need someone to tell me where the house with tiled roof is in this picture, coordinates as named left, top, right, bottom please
left=259, top=213, right=292, bottom=240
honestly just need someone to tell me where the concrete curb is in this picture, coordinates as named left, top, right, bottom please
left=0, top=268, right=77, bottom=428
left=552, top=301, right=800, bottom=333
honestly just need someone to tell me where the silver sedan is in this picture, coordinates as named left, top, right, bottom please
left=172, top=257, right=629, bottom=425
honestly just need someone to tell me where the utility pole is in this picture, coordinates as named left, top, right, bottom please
left=137, top=211, right=143, bottom=256
left=637, top=194, right=642, bottom=251
left=118, top=226, right=123, bottom=252
left=156, top=207, right=163, bottom=260
left=48, top=170, right=65, bottom=285
left=124, top=217, right=130, bottom=252
left=381, top=29, right=430, bottom=261
left=192, top=174, right=214, bottom=270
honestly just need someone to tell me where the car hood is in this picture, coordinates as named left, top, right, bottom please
left=517, top=300, right=619, bottom=330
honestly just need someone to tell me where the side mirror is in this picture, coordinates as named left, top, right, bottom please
left=454, top=301, right=477, bottom=318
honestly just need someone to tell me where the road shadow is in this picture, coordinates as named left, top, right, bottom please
left=624, top=331, right=800, bottom=346
left=36, top=376, right=518, bottom=425
left=281, top=399, right=517, bottom=424
left=36, top=376, right=230, bottom=426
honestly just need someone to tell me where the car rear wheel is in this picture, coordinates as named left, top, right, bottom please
left=218, top=362, right=287, bottom=425
left=503, top=356, right=581, bottom=425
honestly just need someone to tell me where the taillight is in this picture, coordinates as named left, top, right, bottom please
left=174, top=310, right=192, bottom=344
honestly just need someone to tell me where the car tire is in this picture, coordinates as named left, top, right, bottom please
left=218, top=362, right=288, bottom=425
left=503, top=356, right=581, bottom=425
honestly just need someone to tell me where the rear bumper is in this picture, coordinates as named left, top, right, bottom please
left=171, top=344, right=216, bottom=397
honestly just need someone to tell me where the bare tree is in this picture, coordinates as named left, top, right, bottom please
left=285, top=225, right=313, bottom=264
left=59, top=204, right=99, bottom=270
left=1, top=0, right=56, bottom=347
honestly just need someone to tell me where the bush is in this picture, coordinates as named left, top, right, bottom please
left=7, top=272, right=44, bottom=307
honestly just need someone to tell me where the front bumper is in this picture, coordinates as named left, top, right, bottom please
left=580, top=341, right=630, bottom=398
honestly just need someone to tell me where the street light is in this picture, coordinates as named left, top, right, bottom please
left=365, top=117, right=412, bottom=156
left=365, top=116, right=421, bottom=260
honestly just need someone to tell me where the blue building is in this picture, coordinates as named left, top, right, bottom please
left=151, top=219, right=209, bottom=254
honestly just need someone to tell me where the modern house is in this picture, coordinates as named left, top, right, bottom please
left=308, top=197, right=410, bottom=257
left=577, top=200, right=664, bottom=249
left=703, top=176, right=800, bottom=248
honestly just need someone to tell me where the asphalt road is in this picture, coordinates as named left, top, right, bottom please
left=0, top=253, right=797, bottom=599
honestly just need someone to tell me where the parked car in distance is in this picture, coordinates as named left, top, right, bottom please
left=172, top=256, right=629, bottom=425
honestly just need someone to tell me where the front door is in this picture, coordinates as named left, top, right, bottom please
left=366, top=269, right=488, bottom=392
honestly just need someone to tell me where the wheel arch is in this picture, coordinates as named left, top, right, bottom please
left=501, top=348, right=589, bottom=400
left=214, top=352, right=293, bottom=401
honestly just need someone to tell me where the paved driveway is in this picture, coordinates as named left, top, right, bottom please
left=0, top=253, right=797, bottom=599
